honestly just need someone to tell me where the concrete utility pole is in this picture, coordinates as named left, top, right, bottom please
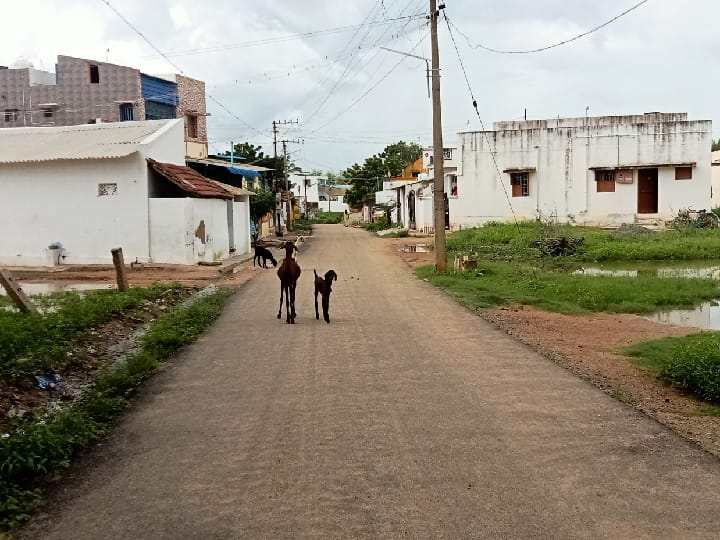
left=272, top=119, right=299, bottom=236
left=280, top=138, right=301, bottom=232
left=430, top=0, right=447, bottom=272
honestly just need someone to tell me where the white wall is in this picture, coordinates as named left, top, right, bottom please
left=290, top=174, right=321, bottom=203
left=454, top=117, right=712, bottom=227
left=192, top=198, right=230, bottom=263
left=0, top=155, right=150, bottom=265
left=140, top=118, right=186, bottom=165
left=149, top=198, right=193, bottom=264
left=712, top=151, right=720, bottom=208
left=148, top=197, right=230, bottom=264
left=232, top=196, right=251, bottom=255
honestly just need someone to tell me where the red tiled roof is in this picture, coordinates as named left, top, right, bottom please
left=147, top=158, right=233, bottom=199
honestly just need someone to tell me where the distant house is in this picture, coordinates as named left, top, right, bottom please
left=395, top=113, right=711, bottom=230
left=0, top=119, right=250, bottom=266
left=0, top=55, right=209, bottom=159
left=711, top=150, right=720, bottom=208
left=290, top=174, right=348, bottom=217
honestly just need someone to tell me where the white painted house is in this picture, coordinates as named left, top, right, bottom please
left=0, top=119, right=251, bottom=266
left=290, top=174, right=349, bottom=215
left=396, top=113, right=711, bottom=230
left=711, top=150, right=720, bottom=208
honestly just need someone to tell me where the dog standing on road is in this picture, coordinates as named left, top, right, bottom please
left=314, top=269, right=338, bottom=323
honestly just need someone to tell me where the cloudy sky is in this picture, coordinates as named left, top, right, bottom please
left=3, top=0, right=718, bottom=171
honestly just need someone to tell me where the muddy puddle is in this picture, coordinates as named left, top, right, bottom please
left=646, top=302, right=720, bottom=331
left=400, top=244, right=431, bottom=253
left=572, top=265, right=720, bottom=280
left=0, top=282, right=115, bottom=296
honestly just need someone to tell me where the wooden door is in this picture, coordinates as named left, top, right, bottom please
left=637, top=168, right=658, bottom=214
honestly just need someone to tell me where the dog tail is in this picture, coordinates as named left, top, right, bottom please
left=314, top=269, right=318, bottom=279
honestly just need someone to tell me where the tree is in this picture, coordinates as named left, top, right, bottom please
left=712, top=139, right=720, bottom=152
left=223, top=141, right=300, bottom=191
left=342, top=140, right=423, bottom=208
left=249, top=189, right=278, bottom=239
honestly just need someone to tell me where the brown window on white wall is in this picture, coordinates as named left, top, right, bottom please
left=675, top=166, right=692, bottom=180
left=595, top=170, right=616, bottom=192
left=510, top=172, right=529, bottom=197
left=89, top=64, right=99, bottom=84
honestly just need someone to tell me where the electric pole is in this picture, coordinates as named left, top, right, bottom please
left=272, top=119, right=299, bottom=236
left=430, top=0, right=447, bottom=272
left=280, top=137, right=301, bottom=233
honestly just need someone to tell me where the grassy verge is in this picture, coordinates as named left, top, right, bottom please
left=0, top=287, right=232, bottom=531
left=0, top=285, right=182, bottom=380
left=416, top=263, right=720, bottom=315
left=623, top=332, right=720, bottom=403
left=312, top=211, right=344, bottom=224
left=448, top=221, right=720, bottom=262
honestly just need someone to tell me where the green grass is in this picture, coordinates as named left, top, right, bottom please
left=623, top=332, right=720, bottom=404
left=416, top=262, right=720, bottom=315
left=312, top=211, right=344, bottom=224
left=0, top=285, right=182, bottom=380
left=0, top=287, right=232, bottom=531
left=448, top=222, right=720, bottom=262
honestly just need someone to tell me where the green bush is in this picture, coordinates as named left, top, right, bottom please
left=624, top=332, right=720, bottom=403
left=0, top=286, right=182, bottom=380
left=311, top=211, right=344, bottom=224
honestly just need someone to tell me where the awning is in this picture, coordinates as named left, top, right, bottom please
left=228, top=165, right=260, bottom=178
left=210, top=179, right=255, bottom=198
left=503, top=167, right=536, bottom=173
left=589, top=162, right=695, bottom=170
left=187, top=158, right=273, bottom=177
left=147, top=158, right=233, bottom=199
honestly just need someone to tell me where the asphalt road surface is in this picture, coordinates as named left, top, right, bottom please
left=21, top=225, right=720, bottom=539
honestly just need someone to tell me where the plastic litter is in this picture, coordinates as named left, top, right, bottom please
left=35, top=369, right=62, bottom=390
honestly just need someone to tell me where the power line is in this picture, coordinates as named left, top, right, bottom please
left=307, top=29, right=428, bottom=132
left=448, top=0, right=650, bottom=54
left=97, top=0, right=268, bottom=139
left=443, top=12, right=519, bottom=225
left=145, top=14, right=425, bottom=58
left=302, top=0, right=425, bottom=125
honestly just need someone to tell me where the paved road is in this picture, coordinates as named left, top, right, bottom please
left=22, top=226, right=720, bottom=539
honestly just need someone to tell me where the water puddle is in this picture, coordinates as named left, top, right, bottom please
left=0, top=282, right=115, bottom=296
left=401, top=244, right=430, bottom=253
left=573, top=265, right=720, bottom=279
left=646, top=302, right=720, bottom=331
left=572, top=268, right=638, bottom=277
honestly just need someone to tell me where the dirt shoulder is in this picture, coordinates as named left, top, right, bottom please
left=390, top=237, right=720, bottom=457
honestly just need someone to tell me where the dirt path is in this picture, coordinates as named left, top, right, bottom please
left=18, top=226, right=720, bottom=539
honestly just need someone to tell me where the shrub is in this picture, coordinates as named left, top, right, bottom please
left=625, top=333, right=720, bottom=403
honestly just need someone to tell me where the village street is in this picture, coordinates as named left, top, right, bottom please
left=20, top=225, right=720, bottom=539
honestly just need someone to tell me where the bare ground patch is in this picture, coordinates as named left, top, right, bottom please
left=390, top=237, right=720, bottom=457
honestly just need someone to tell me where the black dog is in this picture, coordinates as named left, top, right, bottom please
left=314, top=269, right=338, bottom=323
left=253, top=245, right=277, bottom=268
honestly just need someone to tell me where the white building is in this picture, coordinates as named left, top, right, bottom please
left=290, top=174, right=348, bottom=216
left=396, top=113, right=711, bottom=230
left=711, top=150, right=720, bottom=208
left=0, top=119, right=251, bottom=266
